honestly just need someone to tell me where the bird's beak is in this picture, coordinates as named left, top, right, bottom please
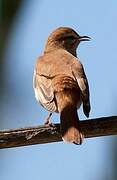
left=79, top=36, right=91, bottom=41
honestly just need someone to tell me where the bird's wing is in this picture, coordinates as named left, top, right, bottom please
left=72, top=59, right=91, bottom=117
left=33, top=57, right=57, bottom=112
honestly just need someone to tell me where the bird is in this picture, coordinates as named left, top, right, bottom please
left=33, top=27, right=91, bottom=145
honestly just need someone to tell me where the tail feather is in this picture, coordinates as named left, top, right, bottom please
left=55, top=88, right=83, bottom=145
left=60, top=105, right=83, bottom=145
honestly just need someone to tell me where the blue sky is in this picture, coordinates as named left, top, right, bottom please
left=1, top=1, right=117, bottom=180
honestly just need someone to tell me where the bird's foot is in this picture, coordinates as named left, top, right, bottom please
left=44, top=113, right=55, bottom=127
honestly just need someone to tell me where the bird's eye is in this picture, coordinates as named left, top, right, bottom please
left=67, top=35, right=75, bottom=39
left=63, top=35, right=75, bottom=40
left=58, top=35, right=76, bottom=41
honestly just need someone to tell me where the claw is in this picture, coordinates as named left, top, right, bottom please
left=44, top=112, right=52, bottom=125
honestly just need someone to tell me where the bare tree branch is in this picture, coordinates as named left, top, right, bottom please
left=0, top=116, right=117, bottom=149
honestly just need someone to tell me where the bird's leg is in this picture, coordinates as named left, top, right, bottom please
left=44, top=112, right=53, bottom=126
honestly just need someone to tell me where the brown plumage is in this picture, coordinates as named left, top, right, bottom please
left=33, top=27, right=91, bottom=145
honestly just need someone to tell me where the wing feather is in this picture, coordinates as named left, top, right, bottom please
left=33, top=67, right=57, bottom=112
left=72, top=59, right=91, bottom=117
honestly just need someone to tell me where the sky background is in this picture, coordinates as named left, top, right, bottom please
left=0, top=0, right=117, bottom=180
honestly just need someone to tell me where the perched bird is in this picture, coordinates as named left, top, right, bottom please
left=33, top=27, right=91, bottom=145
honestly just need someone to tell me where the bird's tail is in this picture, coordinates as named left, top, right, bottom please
left=60, top=105, right=82, bottom=145
left=55, top=90, right=83, bottom=145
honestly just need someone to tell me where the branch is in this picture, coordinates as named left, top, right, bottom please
left=0, top=116, right=117, bottom=149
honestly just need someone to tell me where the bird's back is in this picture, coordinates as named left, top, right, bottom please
left=33, top=49, right=82, bottom=112
left=35, top=49, right=78, bottom=79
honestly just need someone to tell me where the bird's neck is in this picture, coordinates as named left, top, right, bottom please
left=44, top=42, right=77, bottom=57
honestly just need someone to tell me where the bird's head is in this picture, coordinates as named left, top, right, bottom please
left=44, top=27, right=91, bottom=56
